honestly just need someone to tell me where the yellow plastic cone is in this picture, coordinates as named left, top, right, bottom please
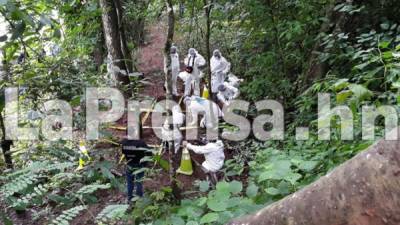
left=176, top=148, right=193, bottom=175
left=76, top=140, right=91, bottom=171
left=202, top=86, right=209, bottom=99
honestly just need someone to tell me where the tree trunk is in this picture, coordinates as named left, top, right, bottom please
left=163, top=0, right=181, bottom=200
left=129, top=0, right=147, bottom=46
left=99, top=0, right=130, bottom=86
left=93, top=30, right=105, bottom=71
left=0, top=107, right=13, bottom=169
left=114, top=0, right=133, bottom=73
left=203, top=0, right=212, bottom=99
left=303, top=0, right=352, bottom=86
left=228, top=128, right=400, bottom=225
left=1, top=50, right=13, bottom=169
left=265, top=0, right=287, bottom=76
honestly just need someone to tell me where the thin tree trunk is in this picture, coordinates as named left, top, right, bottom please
left=93, top=30, right=105, bottom=71
left=99, top=0, right=130, bottom=86
left=164, top=0, right=181, bottom=200
left=203, top=0, right=212, bottom=99
left=0, top=112, right=13, bottom=169
left=114, top=0, right=133, bottom=73
left=303, top=0, right=351, bottom=87
left=1, top=50, right=13, bottom=169
left=266, top=0, right=287, bottom=76
left=228, top=128, right=400, bottom=225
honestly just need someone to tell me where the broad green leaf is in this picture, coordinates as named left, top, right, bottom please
left=200, top=213, right=219, bottom=224
left=70, top=96, right=81, bottom=107
left=170, top=216, right=185, bottom=225
left=265, top=187, right=280, bottom=196
left=336, top=90, right=352, bottom=104
left=348, top=84, right=372, bottom=101
left=196, top=197, right=207, bottom=206
left=333, top=79, right=349, bottom=91
left=284, top=173, right=302, bottom=185
left=380, top=23, right=390, bottom=30
left=392, top=81, right=400, bottom=89
left=354, top=61, right=370, bottom=70
left=382, top=51, right=393, bottom=59
left=276, top=181, right=290, bottom=195
left=298, top=161, right=318, bottom=172
left=246, top=183, right=259, bottom=198
left=229, top=181, right=243, bottom=194
left=214, top=189, right=231, bottom=201
left=207, top=198, right=228, bottom=212
left=379, top=41, right=390, bottom=49
left=226, top=197, right=241, bottom=208
left=186, top=221, right=199, bottom=225
left=258, top=170, right=276, bottom=182
left=216, top=181, right=230, bottom=193
left=199, top=180, right=210, bottom=192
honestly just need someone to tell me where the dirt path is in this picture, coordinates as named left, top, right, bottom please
left=136, top=22, right=208, bottom=193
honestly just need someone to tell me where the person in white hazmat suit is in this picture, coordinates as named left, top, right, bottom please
left=164, top=46, right=180, bottom=95
left=225, top=73, right=243, bottom=88
left=210, top=49, right=231, bottom=96
left=161, top=105, right=185, bottom=153
left=217, top=83, right=240, bottom=106
left=184, top=48, right=206, bottom=96
left=183, top=140, right=225, bottom=183
left=170, top=46, right=180, bottom=96
left=184, top=96, right=222, bottom=129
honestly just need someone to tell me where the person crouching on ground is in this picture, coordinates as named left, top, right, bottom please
left=182, top=140, right=225, bottom=184
left=217, top=83, right=240, bottom=106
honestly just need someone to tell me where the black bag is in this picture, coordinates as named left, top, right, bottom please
left=185, top=66, right=193, bottom=73
left=185, top=55, right=196, bottom=73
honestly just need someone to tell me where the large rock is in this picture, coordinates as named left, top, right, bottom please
left=228, top=129, right=400, bottom=225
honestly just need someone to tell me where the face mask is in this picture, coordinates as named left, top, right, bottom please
left=213, top=50, right=221, bottom=58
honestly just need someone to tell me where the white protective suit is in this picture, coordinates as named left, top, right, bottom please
left=187, top=140, right=225, bottom=172
left=217, top=83, right=240, bottom=106
left=210, top=50, right=231, bottom=93
left=161, top=105, right=185, bottom=153
left=226, top=73, right=243, bottom=88
left=171, top=48, right=180, bottom=95
left=184, top=48, right=206, bottom=96
left=164, top=46, right=180, bottom=95
left=185, top=96, right=222, bottom=129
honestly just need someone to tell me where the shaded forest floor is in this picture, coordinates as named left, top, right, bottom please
left=72, top=23, right=214, bottom=224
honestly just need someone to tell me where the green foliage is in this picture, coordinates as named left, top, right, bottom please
left=49, top=205, right=87, bottom=225
left=145, top=180, right=262, bottom=225
left=76, top=183, right=111, bottom=196
left=96, top=204, right=130, bottom=225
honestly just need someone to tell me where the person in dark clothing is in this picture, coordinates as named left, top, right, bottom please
left=121, top=139, right=152, bottom=201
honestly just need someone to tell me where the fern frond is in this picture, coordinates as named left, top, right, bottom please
left=5, top=161, right=50, bottom=179
left=1, top=173, right=40, bottom=198
left=50, top=205, right=87, bottom=225
left=46, top=162, right=75, bottom=172
left=96, top=204, right=129, bottom=224
left=10, top=183, right=50, bottom=209
left=75, top=183, right=111, bottom=196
